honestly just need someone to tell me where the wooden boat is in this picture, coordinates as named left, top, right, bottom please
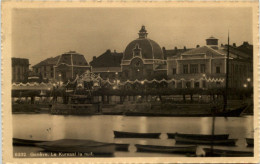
left=115, top=143, right=130, bottom=151
left=124, top=104, right=247, bottom=117
left=35, top=139, right=115, bottom=154
left=167, top=133, right=229, bottom=140
left=135, top=144, right=197, bottom=154
left=246, top=138, right=254, bottom=146
left=215, top=104, right=248, bottom=117
left=203, top=148, right=253, bottom=157
left=175, top=136, right=237, bottom=146
left=13, top=138, right=47, bottom=146
left=114, top=131, right=161, bottom=138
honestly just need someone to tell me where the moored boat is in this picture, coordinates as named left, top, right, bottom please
left=135, top=144, right=197, bottom=154
left=167, top=133, right=229, bottom=140
left=114, top=131, right=161, bottom=138
left=13, top=138, right=47, bottom=146
left=246, top=138, right=254, bottom=146
left=203, top=148, right=253, bottom=157
left=175, top=136, right=237, bottom=146
left=35, top=139, right=115, bottom=154
left=115, top=143, right=130, bottom=151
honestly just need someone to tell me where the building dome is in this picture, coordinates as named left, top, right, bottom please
left=123, top=26, right=164, bottom=60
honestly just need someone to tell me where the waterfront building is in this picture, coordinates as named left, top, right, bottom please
left=90, top=49, right=123, bottom=80
left=32, top=56, right=60, bottom=81
left=167, top=36, right=253, bottom=89
left=121, top=26, right=167, bottom=80
left=54, top=51, right=91, bottom=82
left=12, top=57, right=30, bottom=83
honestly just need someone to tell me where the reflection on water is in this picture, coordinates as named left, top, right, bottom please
left=13, top=114, right=254, bottom=157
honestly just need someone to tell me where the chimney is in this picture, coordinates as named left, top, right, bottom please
left=93, top=56, right=96, bottom=61
left=221, top=43, right=224, bottom=47
left=196, top=45, right=200, bottom=48
left=174, top=47, right=178, bottom=50
left=106, top=49, right=111, bottom=53
left=184, top=46, right=186, bottom=50
left=233, top=43, right=236, bottom=47
left=114, top=50, right=117, bottom=53
left=243, top=41, right=249, bottom=46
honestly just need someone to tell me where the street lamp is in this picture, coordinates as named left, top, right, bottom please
left=243, top=84, right=247, bottom=88
left=58, top=73, right=61, bottom=86
left=247, top=78, right=251, bottom=82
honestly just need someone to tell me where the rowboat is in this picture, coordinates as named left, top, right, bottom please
left=35, top=139, right=115, bottom=154
left=175, top=136, right=237, bottom=146
left=115, top=143, right=130, bottom=151
left=113, top=131, right=161, bottom=138
left=203, top=148, right=253, bottom=157
left=135, top=144, right=197, bottom=154
left=167, top=133, right=229, bottom=140
left=13, top=138, right=47, bottom=146
left=246, top=138, right=254, bottom=146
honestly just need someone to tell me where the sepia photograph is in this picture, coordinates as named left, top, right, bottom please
left=2, top=1, right=259, bottom=163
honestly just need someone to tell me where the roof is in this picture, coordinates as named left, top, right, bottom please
left=236, top=42, right=253, bottom=56
left=90, top=50, right=123, bottom=68
left=123, top=38, right=164, bottom=60
left=32, top=56, right=60, bottom=68
left=164, top=48, right=191, bottom=58
left=182, top=46, right=224, bottom=57
left=12, top=58, right=29, bottom=66
left=92, top=67, right=121, bottom=73
left=222, top=45, right=252, bottom=60
left=206, top=36, right=218, bottom=40
left=56, top=51, right=89, bottom=66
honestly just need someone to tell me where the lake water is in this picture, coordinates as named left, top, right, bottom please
left=13, top=114, right=254, bottom=157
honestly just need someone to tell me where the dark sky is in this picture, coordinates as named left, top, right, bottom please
left=12, top=7, right=253, bottom=66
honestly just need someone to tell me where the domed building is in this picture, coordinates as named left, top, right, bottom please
left=121, top=26, right=167, bottom=80
left=54, top=51, right=91, bottom=82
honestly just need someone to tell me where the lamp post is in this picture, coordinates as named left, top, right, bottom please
left=247, top=78, right=251, bottom=88
left=58, top=73, right=61, bottom=87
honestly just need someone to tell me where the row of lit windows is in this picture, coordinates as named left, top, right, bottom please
left=172, top=64, right=221, bottom=75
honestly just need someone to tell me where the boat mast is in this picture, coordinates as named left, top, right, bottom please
left=224, top=32, right=230, bottom=111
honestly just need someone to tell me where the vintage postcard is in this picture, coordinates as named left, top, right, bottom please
left=2, top=1, right=259, bottom=163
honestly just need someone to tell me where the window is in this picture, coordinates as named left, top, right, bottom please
left=177, top=82, right=182, bottom=88
left=44, top=73, right=46, bottom=77
left=51, top=72, right=54, bottom=77
left=172, top=68, right=176, bottom=75
left=202, top=80, right=206, bottom=88
left=216, top=66, right=220, bottom=73
left=44, top=66, right=46, bottom=71
left=195, top=82, right=200, bottom=88
left=200, top=64, right=205, bottom=73
left=35, top=68, right=38, bottom=73
left=183, top=64, right=188, bottom=74
left=51, top=67, right=53, bottom=71
left=190, top=64, right=198, bottom=73
left=186, top=82, right=191, bottom=88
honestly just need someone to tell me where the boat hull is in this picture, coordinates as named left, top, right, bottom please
left=203, top=148, right=253, bottom=157
left=51, top=103, right=99, bottom=115
left=246, top=138, right=254, bottom=146
left=114, top=131, right=161, bottom=138
left=13, top=138, right=47, bottom=146
left=175, top=136, right=237, bottom=146
left=167, top=133, right=229, bottom=140
left=115, top=143, right=130, bottom=151
left=124, top=104, right=247, bottom=117
left=135, top=144, right=197, bottom=154
left=35, top=139, right=115, bottom=154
